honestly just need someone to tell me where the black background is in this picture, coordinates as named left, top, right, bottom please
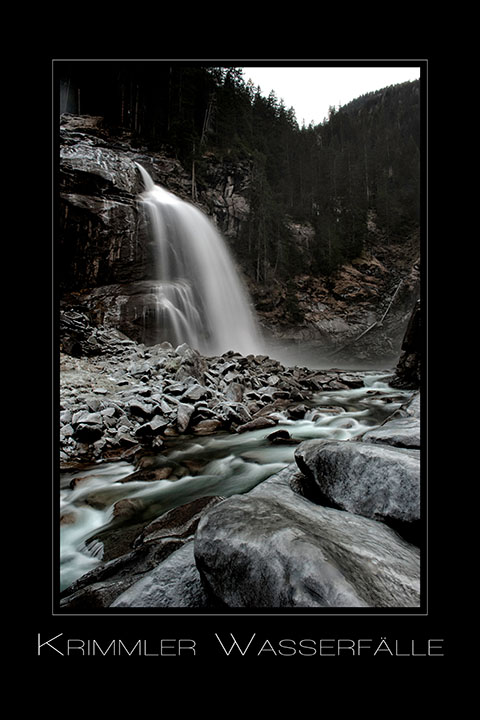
left=23, top=48, right=457, bottom=678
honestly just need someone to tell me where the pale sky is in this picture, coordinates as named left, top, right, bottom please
left=242, top=65, right=422, bottom=126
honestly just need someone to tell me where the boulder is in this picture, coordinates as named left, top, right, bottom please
left=181, top=383, right=210, bottom=402
left=176, top=402, right=195, bottom=432
left=128, top=400, right=154, bottom=420
left=361, top=415, right=420, bottom=449
left=194, top=466, right=420, bottom=608
left=73, top=423, right=104, bottom=443
left=133, top=496, right=222, bottom=546
left=192, top=419, right=224, bottom=435
left=110, top=540, right=211, bottom=608
left=236, top=416, right=277, bottom=434
left=134, top=415, right=169, bottom=438
left=71, top=410, right=103, bottom=426
left=294, top=438, right=420, bottom=540
left=266, top=429, right=299, bottom=445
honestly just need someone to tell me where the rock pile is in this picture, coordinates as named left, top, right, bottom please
left=59, top=309, right=364, bottom=468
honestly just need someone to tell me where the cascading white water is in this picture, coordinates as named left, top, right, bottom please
left=136, top=164, right=263, bottom=356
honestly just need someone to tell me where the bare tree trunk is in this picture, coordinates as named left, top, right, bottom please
left=191, top=142, right=197, bottom=201
left=328, top=278, right=404, bottom=357
left=364, top=141, right=370, bottom=203
left=134, top=85, right=139, bottom=132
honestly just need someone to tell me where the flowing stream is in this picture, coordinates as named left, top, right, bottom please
left=60, top=372, right=413, bottom=592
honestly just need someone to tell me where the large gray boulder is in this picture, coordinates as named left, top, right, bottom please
left=194, top=467, right=420, bottom=608
left=294, top=439, right=420, bottom=544
left=361, top=416, right=420, bottom=448
left=111, top=540, right=210, bottom=608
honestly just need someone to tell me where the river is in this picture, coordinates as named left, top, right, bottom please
left=59, top=371, right=413, bottom=592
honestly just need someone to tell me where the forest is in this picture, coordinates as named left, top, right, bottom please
left=58, top=62, right=421, bottom=286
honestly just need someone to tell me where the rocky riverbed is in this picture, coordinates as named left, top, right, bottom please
left=60, top=308, right=366, bottom=468
left=59, top=309, right=421, bottom=611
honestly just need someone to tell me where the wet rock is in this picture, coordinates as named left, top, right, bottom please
left=71, top=410, right=103, bottom=426
left=164, top=381, right=188, bottom=396
left=60, top=410, right=72, bottom=424
left=110, top=541, right=211, bottom=608
left=294, top=439, right=420, bottom=538
left=182, top=383, right=210, bottom=402
left=134, top=415, right=169, bottom=438
left=225, top=382, right=244, bottom=402
left=194, top=466, right=420, bottom=608
left=287, top=404, right=308, bottom=419
left=192, top=419, right=224, bottom=435
left=116, top=432, right=139, bottom=447
left=128, top=401, right=154, bottom=420
left=133, top=496, right=222, bottom=547
left=102, top=444, right=142, bottom=462
left=117, top=465, right=174, bottom=483
left=393, top=391, right=420, bottom=419
left=112, top=498, right=145, bottom=519
left=60, top=134, right=141, bottom=196
left=266, top=429, right=299, bottom=445
left=60, top=579, right=137, bottom=610
left=101, top=409, right=118, bottom=428
left=336, top=373, right=365, bottom=388
left=267, top=374, right=280, bottom=386
left=60, top=511, right=77, bottom=525
left=176, top=402, right=195, bottom=432
left=86, top=396, right=102, bottom=412
left=236, top=416, right=277, bottom=434
left=362, top=416, right=420, bottom=449
left=212, top=402, right=252, bottom=426
left=73, top=423, right=104, bottom=443
left=60, top=424, right=74, bottom=438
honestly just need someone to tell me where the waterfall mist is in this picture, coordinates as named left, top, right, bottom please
left=136, top=164, right=263, bottom=357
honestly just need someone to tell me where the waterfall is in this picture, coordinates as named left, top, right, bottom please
left=136, top=164, right=263, bottom=357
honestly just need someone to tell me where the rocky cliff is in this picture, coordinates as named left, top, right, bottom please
left=59, top=114, right=255, bottom=347
left=58, top=113, right=420, bottom=364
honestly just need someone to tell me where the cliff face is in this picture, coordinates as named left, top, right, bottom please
left=252, top=236, right=420, bottom=365
left=59, top=114, right=253, bottom=345
left=58, top=113, right=420, bottom=364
